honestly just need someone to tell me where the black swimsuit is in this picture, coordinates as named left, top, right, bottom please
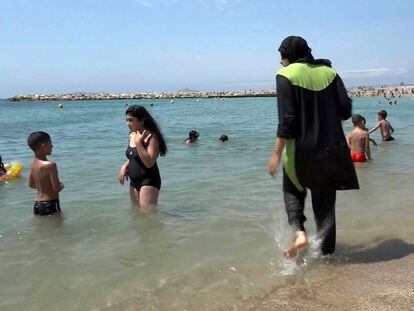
left=126, top=145, right=161, bottom=190
left=34, top=200, right=61, bottom=216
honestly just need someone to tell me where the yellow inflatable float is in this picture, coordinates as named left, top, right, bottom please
left=0, top=162, right=24, bottom=181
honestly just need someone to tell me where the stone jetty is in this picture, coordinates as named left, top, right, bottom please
left=6, top=86, right=414, bottom=102
left=7, top=89, right=276, bottom=102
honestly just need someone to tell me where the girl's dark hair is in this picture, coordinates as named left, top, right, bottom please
left=126, top=105, right=167, bottom=156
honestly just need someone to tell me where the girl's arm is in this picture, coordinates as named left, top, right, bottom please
left=118, top=159, right=129, bottom=185
left=135, top=132, right=160, bottom=168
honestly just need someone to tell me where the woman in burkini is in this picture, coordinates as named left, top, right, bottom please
left=268, top=36, right=359, bottom=258
left=118, top=105, right=167, bottom=213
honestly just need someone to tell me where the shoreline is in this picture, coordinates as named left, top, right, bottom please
left=103, top=239, right=414, bottom=311
left=5, top=86, right=414, bottom=102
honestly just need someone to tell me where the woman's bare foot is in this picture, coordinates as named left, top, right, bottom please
left=284, top=230, right=308, bottom=259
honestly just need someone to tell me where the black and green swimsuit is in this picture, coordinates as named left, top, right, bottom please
left=276, top=63, right=359, bottom=191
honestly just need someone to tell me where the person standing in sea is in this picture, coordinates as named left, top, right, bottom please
left=268, top=36, right=359, bottom=258
left=118, top=105, right=167, bottom=213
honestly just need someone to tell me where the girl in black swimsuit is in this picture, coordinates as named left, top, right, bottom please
left=119, top=105, right=167, bottom=212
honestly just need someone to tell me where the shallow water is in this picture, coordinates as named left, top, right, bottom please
left=0, top=97, right=413, bottom=310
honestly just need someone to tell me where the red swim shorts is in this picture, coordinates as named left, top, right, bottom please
left=350, top=152, right=367, bottom=163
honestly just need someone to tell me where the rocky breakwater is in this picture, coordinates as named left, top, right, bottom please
left=7, top=89, right=277, bottom=102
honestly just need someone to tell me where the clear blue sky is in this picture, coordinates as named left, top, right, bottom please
left=1, top=0, right=413, bottom=97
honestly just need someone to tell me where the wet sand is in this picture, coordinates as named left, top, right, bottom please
left=104, top=238, right=414, bottom=311
left=241, top=240, right=414, bottom=311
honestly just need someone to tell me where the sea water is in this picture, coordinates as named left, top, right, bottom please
left=0, top=97, right=413, bottom=310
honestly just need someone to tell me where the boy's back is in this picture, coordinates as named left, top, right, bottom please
left=347, top=125, right=370, bottom=162
left=348, top=128, right=369, bottom=154
left=27, top=131, right=63, bottom=216
left=378, top=119, right=394, bottom=140
left=29, top=158, right=60, bottom=201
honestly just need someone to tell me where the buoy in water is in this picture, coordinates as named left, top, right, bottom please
left=57, top=103, right=64, bottom=109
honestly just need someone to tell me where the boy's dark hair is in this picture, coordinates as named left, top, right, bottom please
left=378, top=110, right=387, bottom=119
left=27, top=131, right=51, bottom=151
left=351, top=114, right=364, bottom=125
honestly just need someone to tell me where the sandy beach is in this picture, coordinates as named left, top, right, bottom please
left=103, top=238, right=414, bottom=311
left=243, top=240, right=414, bottom=311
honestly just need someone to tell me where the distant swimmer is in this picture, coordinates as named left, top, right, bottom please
left=218, top=134, right=228, bottom=143
left=183, top=130, right=199, bottom=144
left=347, top=114, right=371, bottom=162
left=57, top=103, right=64, bottom=109
left=170, top=100, right=174, bottom=103
left=369, top=110, right=395, bottom=141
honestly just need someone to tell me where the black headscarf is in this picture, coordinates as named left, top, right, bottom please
left=278, top=36, right=332, bottom=67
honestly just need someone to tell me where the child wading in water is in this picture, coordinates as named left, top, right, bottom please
left=369, top=110, right=395, bottom=141
left=119, top=105, right=167, bottom=213
left=27, top=131, right=64, bottom=216
left=347, top=114, right=371, bottom=162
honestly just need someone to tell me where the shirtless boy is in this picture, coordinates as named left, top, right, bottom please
left=27, top=131, right=64, bottom=215
left=369, top=110, right=395, bottom=141
left=347, top=114, right=371, bottom=162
